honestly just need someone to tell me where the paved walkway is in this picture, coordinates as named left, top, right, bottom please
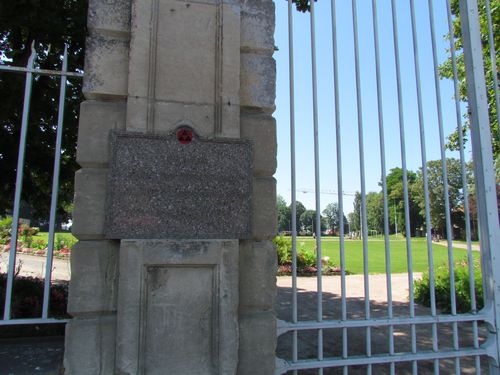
left=432, top=240, right=480, bottom=251
left=0, top=253, right=70, bottom=281
left=0, top=336, right=64, bottom=375
left=277, top=273, right=421, bottom=304
left=276, top=275, right=488, bottom=374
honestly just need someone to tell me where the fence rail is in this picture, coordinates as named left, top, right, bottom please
left=276, top=0, right=500, bottom=373
left=0, top=43, right=83, bottom=325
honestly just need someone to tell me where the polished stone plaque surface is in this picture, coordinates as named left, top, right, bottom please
left=105, top=131, right=252, bottom=239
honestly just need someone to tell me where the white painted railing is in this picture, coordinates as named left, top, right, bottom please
left=276, top=0, right=500, bottom=373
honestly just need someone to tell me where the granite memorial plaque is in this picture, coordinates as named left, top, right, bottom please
left=105, top=131, right=252, bottom=239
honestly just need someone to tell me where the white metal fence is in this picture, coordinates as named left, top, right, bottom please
left=0, top=44, right=82, bottom=325
left=276, top=0, right=500, bottom=373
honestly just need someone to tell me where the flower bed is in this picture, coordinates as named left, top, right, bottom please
left=274, top=235, right=349, bottom=276
left=1, top=217, right=76, bottom=258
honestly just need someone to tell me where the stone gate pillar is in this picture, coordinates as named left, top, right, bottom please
left=64, top=0, right=276, bottom=374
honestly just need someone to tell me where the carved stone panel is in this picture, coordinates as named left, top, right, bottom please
left=143, top=266, right=215, bottom=374
left=105, top=131, right=252, bottom=239
left=115, top=240, right=238, bottom=375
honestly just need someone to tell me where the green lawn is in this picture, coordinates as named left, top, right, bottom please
left=292, top=236, right=480, bottom=274
left=34, top=232, right=78, bottom=246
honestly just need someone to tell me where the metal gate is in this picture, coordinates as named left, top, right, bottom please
left=275, top=0, right=500, bottom=373
left=0, top=44, right=83, bottom=325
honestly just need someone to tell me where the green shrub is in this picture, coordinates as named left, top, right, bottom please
left=0, top=216, right=12, bottom=230
left=297, top=249, right=316, bottom=269
left=274, top=236, right=344, bottom=276
left=274, top=235, right=292, bottom=265
left=414, top=258, right=483, bottom=313
left=0, top=217, right=12, bottom=244
left=55, top=234, right=78, bottom=251
left=31, top=239, right=48, bottom=250
left=0, top=274, right=68, bottom=319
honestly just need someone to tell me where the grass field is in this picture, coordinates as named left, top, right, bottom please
left=34, top=232, right=78, bottom=246
left=292, top=236, right=480, bottom=274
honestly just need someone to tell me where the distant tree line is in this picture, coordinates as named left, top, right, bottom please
left=277, top=196, right=348, bottom=236
left=278, top=158, right=499, bottom=240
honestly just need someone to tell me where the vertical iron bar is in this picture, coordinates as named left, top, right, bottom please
left=371, top=1, right=394, bottom=373
left=389, top=2, right=417, bottom=372
left=427, top=1, right=460, bottom=373
left=445, top=0, right=480, bottom=371
left=459, top=0, right=500, bottom=372
left=351, top=1, right=371, bottom=372
left=287, top=0, right=298, bottom=370
left=485, top=0, right=500, bottom=139
left=330, top=1, right=348, bottom=373
left=3, top=44, right=37, bottom=321
left=42, top=45, right=68, bottom=319
left=309, top=0, right=324, bottom=371
left=409, top=0, right=440, bottom=372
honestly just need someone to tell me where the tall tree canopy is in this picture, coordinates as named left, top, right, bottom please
left=277, top=195, right=291, bottom=232
left=413, top=158, right=468, bottom=239
left=439, top=0, right=499, bottom=164
left=384, top=167, right=423, bottom=236
left=0, top=0, right=87, bottom=222
left=322, top=202, right=348, bottom=235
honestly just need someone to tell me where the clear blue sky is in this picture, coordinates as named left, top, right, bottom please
left=273, top=0, right=469, bottom=214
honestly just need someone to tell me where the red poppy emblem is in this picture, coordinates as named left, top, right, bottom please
left=177, top=128, right=193, bottom=144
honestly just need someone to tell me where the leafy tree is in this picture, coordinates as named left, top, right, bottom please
left=351, top=191, right=361, bottom=232
left=384, top=167, right=423, bottom=236
left=366, top=192, right=384, bottom=234
left=414, top=158, right=465, bottom=238
left=277, top=195, right=291, bottom=232
left=439, top=0, right=499, bottom=163
left=299, top=210, right=326, bottom=234
left=0, top=0, right=87, bottom=223
left=290, top=201, right=306, bottom=233
left=347, top=212, right=356, bottom=234
left=322, top=202, right=348, bottom=235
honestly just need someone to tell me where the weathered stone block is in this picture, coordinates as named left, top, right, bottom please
left=106, top=131, right=252, bottom=239
left=221, top=2, right=241, bottom=100
left=124, top=96, right=148, bottom=132
left=64, top=315, right=116, bottom=375
left=67, top=241, right=119, bottom=315
left=154, top=2, right=216, bottom=104
left=240, top=53, right=276, bottom=112
left=239, top=240, right=277, bottom=310
left=116, top=240, right=239, bottom=375
left=126, top=0, right=151, bottom=99
left=241, top=0, right=275, bottom=53
left=87, top=0, right=131, bottom=35
left=241, top=113, right=276, bottom=176
left=83, top=34, right=129, bottom=100
left=237, top=311, right=276, bottom=375
left=153, top=100, right=215, bottom=137
left=72, top=168, right=107, bottom=239
left=76, top=100, right=126, bottom=167
left=252, top=177, right=277, bottom=240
